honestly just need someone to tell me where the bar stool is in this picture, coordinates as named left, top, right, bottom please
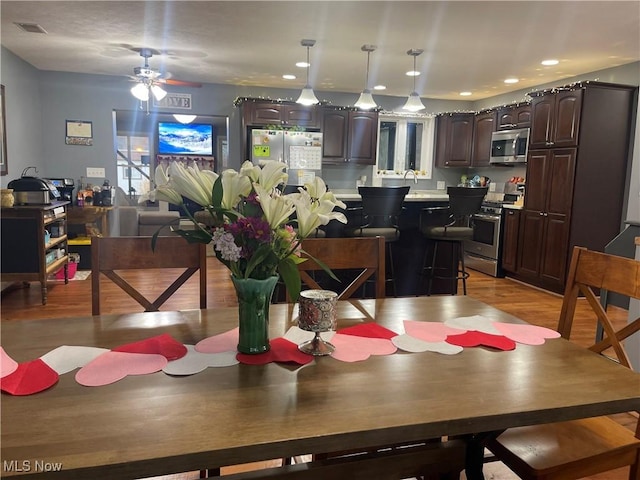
left=420, top=186, right=487, bottom=295
left=346, top=186, right=410, bottom=297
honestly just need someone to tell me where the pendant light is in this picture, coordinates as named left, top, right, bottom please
left=402, top=49, right=426, bottom=112
left=354, top=45, right=377, bottom=110
left=173, top=114, right=197, bottom=124
left=296, top=39, right=319, bottom=106
left=130, top=81, right=167, bottom=102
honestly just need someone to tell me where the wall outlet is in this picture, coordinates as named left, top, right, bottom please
left=489, top=183, right=497, bottom=192
left=437, top=181, right=445, bottom=190
left=86, top=167, right=105, bottom=178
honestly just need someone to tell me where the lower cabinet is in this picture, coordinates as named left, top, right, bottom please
left=501, top=209, right=520, bottom=273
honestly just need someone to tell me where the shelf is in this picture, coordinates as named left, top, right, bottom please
left=46, top=255, right=68, bottom=275
left=44, top=213, right=66, bottom=226
left=46, top=235, right=67, bottom=250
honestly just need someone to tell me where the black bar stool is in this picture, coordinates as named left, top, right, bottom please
left=420, top=186, right=487, bottom=295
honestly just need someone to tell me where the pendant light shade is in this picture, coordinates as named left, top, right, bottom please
left=354, top=45, right=377, bottom=110
left=402, top=49, right=426, bottom=112
left=150, top=84, right=167, bottom=101
left=296, top=39, right=319, bottom=106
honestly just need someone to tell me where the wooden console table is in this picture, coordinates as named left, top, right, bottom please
left=66, top=206, right=113, bottom=237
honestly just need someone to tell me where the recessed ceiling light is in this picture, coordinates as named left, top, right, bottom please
left=373, top=85, right=386, bottom=91
left=504, top=78, right=519, bottom=84
left=406, top=70, right=420, bottom=77
left=541, top=59, right=559, bottom=66
left=296, top=61, right=310, bottom=68
left=459, top=91, right=472, bottom=96
left=282, top=74, right=296, bottom=80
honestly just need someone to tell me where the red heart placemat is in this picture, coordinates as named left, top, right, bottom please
left=446, top=331, right=516, bottom=351
left=237, top=338, right=313, bottom=365
left=337, top=323, right=398, bottom=339
left=0, top=359, right=59, bottom=395
left=113, top=333, right=187, bottom=360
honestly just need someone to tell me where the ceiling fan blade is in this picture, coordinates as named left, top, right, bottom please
left=160, top=78, right=202, bottom=88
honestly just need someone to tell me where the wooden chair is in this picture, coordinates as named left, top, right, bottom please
left=296, top=236, right=386, bottom=300
left=486, top=246, right=640, bottom=480
left=91, top=236, right=207, bottom=315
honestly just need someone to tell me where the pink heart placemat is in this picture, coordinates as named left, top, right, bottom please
left=493, top=322, right=561, bottom=345
left=330, top=333, right=397, bottom=362
left=1, top=347, right=18, bottom=378
left=0, top=359, right=59, bottom=395
left=195, top=328, right=239, bottom=353
left=403, top=320, right=466, bottom=342
left=75, top=351, right=168, bottom=387
left=113, top=334, right=187, bottom=360
left=236, top=338, right=313, bottom=366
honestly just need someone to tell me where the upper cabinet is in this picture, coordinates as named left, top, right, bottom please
left=529, top=90, right=582, bottom=149
left=435, top=113, right=474, bottom=167
left=321, top=108, right=378, bottom=165
left=243, top=101, right=320, bottom=128
left=496, top=104, right=531, bottom=130
left=471, top=111, right=497, bottom=167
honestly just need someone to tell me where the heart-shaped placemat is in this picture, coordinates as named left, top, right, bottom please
left=75, top=351, right=168, bottom=387
left=40, top=345, right=110, bottom=374
left=493, top=322, right=561, bottom=345
left=330, top=333, right=397, bottom=362
left=1, top=346, right=18, bottom=378
left=195, top=328, right=239, bottom=353
left=113, top=334, right=187, bottom=360
left=0, top=359, right=59, bottom=395
left=163, top=345, right=239, bottom=375
left=337, top=323, right=398, bottom=340
left=236, top=338, right=314, bottom=366
left=446, top=331, right=516, bottom=351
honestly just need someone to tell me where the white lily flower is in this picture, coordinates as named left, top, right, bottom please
left=168, top=162, right=214, bottom=207
left=255, top=184, right=295, bottom=229
left=221, top=169, right=252, bottom=209
left=303, top=176, right=346, bottom=210
left=240, top=161, right=261, bottom=182
left=258, top=161, right=289, bottom=191
left=291, top=199, right=321, bottom=238
left=153, top=184, right=185, bottom=205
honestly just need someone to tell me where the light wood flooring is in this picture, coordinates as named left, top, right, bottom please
left=1, top=258, right=636, bottom=480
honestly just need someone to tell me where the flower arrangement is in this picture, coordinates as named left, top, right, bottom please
left=143, top=160, right=347, bottom=301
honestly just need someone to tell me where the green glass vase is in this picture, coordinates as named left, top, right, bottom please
left=231, top=275, right=279, bottom=354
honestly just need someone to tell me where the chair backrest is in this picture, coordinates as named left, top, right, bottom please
left=357, top=186, right=410, bottom=228
left=91, top=236, right=207, bottom=315
left=295, top=236, right=386, bottom=300
left=446, top=186, right=487, bottom=219
left=557, top=246, right=640, bottom=369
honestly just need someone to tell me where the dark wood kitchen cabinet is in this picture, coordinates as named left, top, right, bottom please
left=471, top=110, right=497, bottom=167
left=496, top=103, right=531, bottom=130
left=529, top=90, right=582, bottom=149
left=321, top=108, right=378, bottom=165
left=512, top=82, right=636, bottom=293
left=243, top=101, right=319, bottom=128
left=435, top=113, right=474, bottom=167
left=501, top=208, right=521, bottom=273
left=517, top=148, right=576, bottom=287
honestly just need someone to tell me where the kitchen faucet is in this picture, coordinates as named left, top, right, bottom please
left=403, top=169, right=418, bottom=185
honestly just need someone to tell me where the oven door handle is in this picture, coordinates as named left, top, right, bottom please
left=473, top=213, right=501, bottom=221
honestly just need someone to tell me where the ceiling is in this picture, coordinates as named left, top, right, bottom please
left=1, top=1, right=639, bottom=101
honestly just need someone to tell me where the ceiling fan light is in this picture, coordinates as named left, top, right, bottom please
left=354, top=89, right=377, bottom=110
left=402, top=92, right=426, bottom=112
left=296, top=85, right=319, bottom=106
left=131, top=83, right=149, bottom=101
left=151, top=84, right=167, bottom=101
left=173, top=114, right=197, bottom=124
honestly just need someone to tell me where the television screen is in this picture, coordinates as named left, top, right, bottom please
left=157, top=122, right=214, bottom=155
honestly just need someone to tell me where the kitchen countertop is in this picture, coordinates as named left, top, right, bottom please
left=334, top=190, right=449, bottom=202
left=503, top=204, right=523, bottom=210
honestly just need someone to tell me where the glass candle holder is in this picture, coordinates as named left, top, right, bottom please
left=297, top=289, right=338, bottom=356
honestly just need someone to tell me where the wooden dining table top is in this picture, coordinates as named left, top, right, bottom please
left=2, top=296, right=639, bottom=479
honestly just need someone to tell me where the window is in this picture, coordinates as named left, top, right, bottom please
left=116, top=135, right=151, bottom=201
left=376, top=115, right=435, bottom=179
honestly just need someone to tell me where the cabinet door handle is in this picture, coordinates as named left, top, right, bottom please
left=507, top=211, right=514, bottom=215
left=539, top=212, right=544, bottom=216
left=545, top=141, right=554, bottom=146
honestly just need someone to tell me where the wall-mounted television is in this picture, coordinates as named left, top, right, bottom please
left=157, top=122, right=214, bottom=156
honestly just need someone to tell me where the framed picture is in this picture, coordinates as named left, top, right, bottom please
left=65, top=120, right=93, bottom=146
left=0, top=85, right=7, bottom=176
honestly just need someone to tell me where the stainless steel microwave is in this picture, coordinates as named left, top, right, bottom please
left=490, top=128, right=529, bottom=164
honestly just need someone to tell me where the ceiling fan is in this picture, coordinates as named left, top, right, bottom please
left=129, top=48, right=201, bottom=103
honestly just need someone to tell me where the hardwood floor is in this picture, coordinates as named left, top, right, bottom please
left=1, top=258, right=635, bottom=479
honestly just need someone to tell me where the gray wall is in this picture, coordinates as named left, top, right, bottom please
left=2, top=46, right=638, bottom=223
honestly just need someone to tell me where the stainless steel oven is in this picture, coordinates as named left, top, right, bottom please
left=464, top=207, right=504, bottom=277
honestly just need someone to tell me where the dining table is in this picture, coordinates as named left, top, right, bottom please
left=1, top=296, right=639, bottom=479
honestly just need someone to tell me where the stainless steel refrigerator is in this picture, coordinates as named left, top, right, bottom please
left=250, top=129, right=323, bottom=185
